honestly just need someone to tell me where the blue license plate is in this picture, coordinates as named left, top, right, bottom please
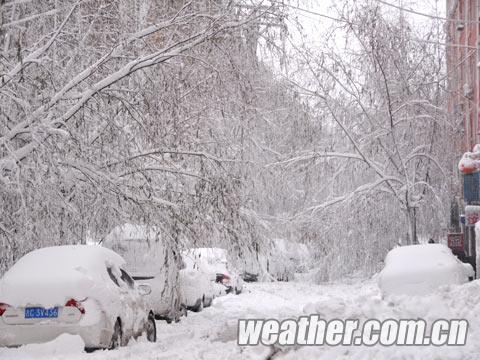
left=25, top=307, right=59, bottom=319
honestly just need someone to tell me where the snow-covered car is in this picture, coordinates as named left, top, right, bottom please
left=378, top=244, right=474, bottom=297
left=0, top=245, right=156, bottom=350
left=185, top=248, right=244, bottom=295
left=178, top=269, right=215, bottom=312
left=240, top=271, right=259, bottom=283
left=103, top=224, right=184, bottom=323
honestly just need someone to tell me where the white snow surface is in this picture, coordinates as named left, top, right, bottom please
left=378, top=244, right=474, bottom=296
left=2, top=279, right=480, bottom=359
left=4, top=334, right=85, bottom=357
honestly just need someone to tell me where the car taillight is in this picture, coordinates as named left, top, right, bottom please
left=0, top=303, right=9, bottom=316
left=221, top=275, right=231, bottom=285
left=65, top=299, right=85, bottom=314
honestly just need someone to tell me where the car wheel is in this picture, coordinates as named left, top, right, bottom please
left=146, top=314, right=156, bottom=342
left=192, top=298, right=203, bottom=312
left=109, top=319, right=122, bottom=350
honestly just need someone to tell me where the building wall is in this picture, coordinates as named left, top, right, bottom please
left=447, top=0, right=479, bottom=152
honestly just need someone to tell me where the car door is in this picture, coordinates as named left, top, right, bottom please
left=120, top=268, right=146, bottom=335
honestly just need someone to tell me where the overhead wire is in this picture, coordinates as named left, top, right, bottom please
left=271, top=1, right=480, bottom=51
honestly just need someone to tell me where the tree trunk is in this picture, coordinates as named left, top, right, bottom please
left=406, top=207, right=418, bottom=245
left=450, top=196, right=461, bottom=233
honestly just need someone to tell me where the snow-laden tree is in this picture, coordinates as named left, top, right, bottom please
left=0, top=0, right=289, bottom=274
left=1, top=0, right=459, bottom=282
left=254, top=1, right=460, bottom=279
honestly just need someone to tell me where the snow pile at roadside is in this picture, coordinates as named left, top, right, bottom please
left=0, top=334, right=84, bottom=359
left=293, top=279, right=480, bottom=360
left=2, top=279, right=480, bottom=360
left=378, top=244, right=473, bottom=296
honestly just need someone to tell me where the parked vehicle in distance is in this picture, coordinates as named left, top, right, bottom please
left=240, top=271, right=258, bottom=283
left=178, top=269, right=214, bottom=312
left=184, top=248, right=244, bottom=295
left=103, top=224, right=184, bottom=323
left=0, top=245, right=156, bottom=350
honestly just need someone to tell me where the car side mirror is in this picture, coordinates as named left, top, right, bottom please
left=138, top=284, right=152, bottom=296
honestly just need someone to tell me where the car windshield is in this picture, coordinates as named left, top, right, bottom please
left=103, top=224, right=168, bottom=276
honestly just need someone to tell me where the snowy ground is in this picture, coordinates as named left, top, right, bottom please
left=1, top=279, right=480, bottom=360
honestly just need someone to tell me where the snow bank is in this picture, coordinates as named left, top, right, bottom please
left=293, top=278, right=480, bottom=360
left=378, top=244, right=473, bottom=296
left=10, top=334, right=84, bottom=357
left=2, top=280, right=480, bottom=360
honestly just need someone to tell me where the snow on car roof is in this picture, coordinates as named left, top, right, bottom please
left=4, top=245, right=125, bottom=276
left=0, top=245, right=126, bottom=307
left=384, top=243, right=457, bottom=267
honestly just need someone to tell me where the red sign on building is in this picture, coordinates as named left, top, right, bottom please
left=448, top=233, right=465, bottom=252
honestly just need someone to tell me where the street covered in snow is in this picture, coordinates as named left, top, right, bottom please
left=2, top=279, right=480, bottom=360
left=2, top=0, right=480, bottom=359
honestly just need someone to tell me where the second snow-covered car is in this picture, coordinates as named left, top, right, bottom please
left=0, top=245, right=156, bottom=350
left=103, top=224, right=184, bottom=323
left=184, top=248, right=244, bottom=295
left=178, top=268, right=215, bottom=312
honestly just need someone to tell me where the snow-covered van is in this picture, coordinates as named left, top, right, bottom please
left=102, top=224, right=184, bottom=323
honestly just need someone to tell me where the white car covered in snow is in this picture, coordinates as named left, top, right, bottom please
left=178, top=269, right=215, bottom=312
left=103, top=224, right=184, bottom=323
left=378, top=243, right=474, bottom=297
left=0, top=245, right=156, bottom=350
left=178, top=251, right=227, bottom=312
left=185, top=248, right=243, bottom=295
